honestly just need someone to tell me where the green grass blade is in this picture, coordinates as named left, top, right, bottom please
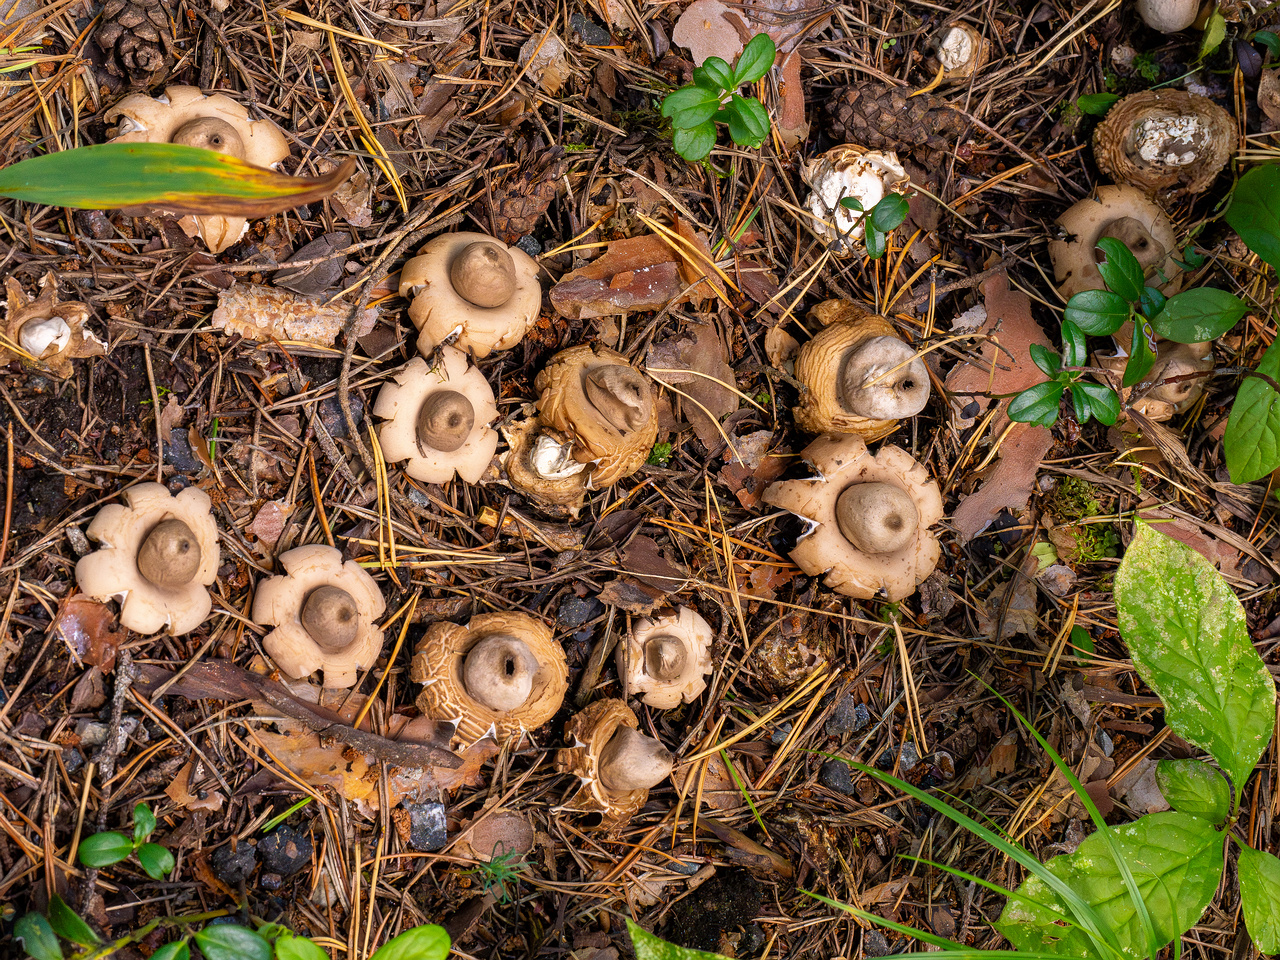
left=0, top=143, right=354, bottom=215
left=827, top=756, right=1125, bottom=960
left=896, top=854, right=1077, bottom=928
left=983, top=684, right=1162, bottom=960
left=719, top=748, right=766, bottom=832
left=804, top=890, right=1088, bottom=960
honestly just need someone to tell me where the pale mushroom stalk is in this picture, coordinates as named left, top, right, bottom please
left=137, top=518, right=203, bottom=586
left=597, top=726, right=674, bottom=793
left=644, top=636, right=688, bottom=681
left=841, top=337, right=930, bottom=421
left=462, top=634, right=539, bottom=712
left=835, top=483, right=920, bottom=555
left=417, top=390, right=476, bottom=454
left=300, top=585, right=360, bottom=651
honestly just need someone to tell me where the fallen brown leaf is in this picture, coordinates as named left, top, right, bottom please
left=56, top=595, right=126, bottom=672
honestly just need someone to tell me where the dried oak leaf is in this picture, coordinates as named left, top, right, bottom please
left=56, top=595, right=126, bottom=672
left=645, top=321, right=737, bottom=448
left=550, top=236, right=684, bottom=319
left=599, top=537, right=688, bottom=613
left=946, top=272, right=1055, bottom=542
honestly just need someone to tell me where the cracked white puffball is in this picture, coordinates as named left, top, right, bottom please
left=1134, top=116, right=1203, bottom=166
left=937, top=26, right=974, bottom=70
left=532, top=434, right=588, bottom=480
left=19, top=316, right=72, bottom=358
left=803, top=148, right=909, bottom=252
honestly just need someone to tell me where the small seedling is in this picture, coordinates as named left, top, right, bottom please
left=647, top=441, right=673, bottom=466
left=660, top=33, right=776, bottom=163
left=1009, top=236, right=1244, bottom=428
left=77, top=802, right=175, bottom=880
left=838, top=193, right=910, bottom=259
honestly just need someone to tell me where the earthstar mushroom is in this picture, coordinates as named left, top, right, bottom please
left=501, top=417, right=592, bottom=517
left=2, top=273, right=106, bottom=378
left=76, top=483, right=220, bottom=635
left=373, top=348, right=500, bottom=484
left=763, top=433, right=943, bottom=600
left=1048, top=185, right=1182, bottom=298
left=399, top=232, right=542, bottom=358
left=106, top=86, right=291, bottom=255
left=794, top=300, right=930, bottom=439
left=1099, top=340, right=1214, bottom=421
left=410, top=612, right=568, bottom=749
left=554, top=699, right=673, bottom=826
left=1136, top=0, right=1201, bottom=33
left=252, top=544, right=387, bottom=689
left=619, top=607, right=714, bottom=709
left=1093, top=90, right=1234, bottom=196
left=535, top=344, right=658, bottom=489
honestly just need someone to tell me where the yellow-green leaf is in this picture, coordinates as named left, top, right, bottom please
left=0, top=143, right=354, bottom=216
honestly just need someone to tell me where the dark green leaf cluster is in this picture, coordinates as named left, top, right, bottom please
left=838, top=193, right=909, bottom=260
left=660, top=34, right=775, bottom=163
left=77, top=802, right=175, bottom=880
left=1224, top=164, right=1280, bottom=482
left=1009, top=236, right=1242, bottom=429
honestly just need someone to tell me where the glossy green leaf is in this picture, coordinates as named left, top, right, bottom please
left=1225, top=337, right=1280, bottom=482
left=150, top=942, right=189, bottom=960
left=15, top=914, right=62, bottom=960
left=1139, top=285, right=1167, bottom=320
left=1114, top=521, right=1276, bottom=801
left=1151, top=288, right=1249, bottom=343
left=1064, top=289, right=1129, bottom=335
left=1008, top=381, right=1064, bottom=427
left=629, top=920, right=733, bottom=960
left=865, top=226, right=887, bottom=260
left=368, top=924, right=451, bottom=960
left=871, top=193, right=910, bottom=232
left=1030, top=344, right=1061, bottom=378
left=0, top=143, right=354, bottom=216
left=661, top=85, right=720, bottom=128
left=1200, top=8, right=1227, bottom=60
left=732, top=33, right=776, bottom=86
left=672, top=122, right=716, bottom=162
left=696, top=56, right=733, bottom=90
left=78, top=831, right=134, bottom=868
left=1255, top=30, right=1280, bottom=58
left=275, top=933, right=330, bottom=960
left=133, top=802, right=156, bottom=844
left=1226, top=164, right=1280, bottom=274
left=137, top=842, right=175, bottom=880
left=999, top=812, right=1223, bottom=960
left=1122, top=333, right=1157, bottom=389
left=1060, top=319, right=1087, bottom=368
left=194, top=925, right=272, bottom=960
left=1155, top=759, right=1231, bottom=823
left=1077, top=93, right=1119, bottom=115
left=46, top=894, right=99, bottom=947
left=725, top=94, right=769, bottom=146
left=1076, top=382, right=1120, bottom=425
left=1095, top=236, right=1146, bottom=303
left=1239, top=846, right=1280, bottom=953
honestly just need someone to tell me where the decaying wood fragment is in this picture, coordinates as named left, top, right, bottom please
left=211, top=283, right=378, bottom=347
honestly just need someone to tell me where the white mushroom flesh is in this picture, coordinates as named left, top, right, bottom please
left=806, top=152, right=907, bottom=243
left=1134, top=116, right=1204, bottom=166
left=19, top=316, right=71, bottom=358
left=531, top=434, right=588, bottom=480
left=937, top=27, right=973, bottom=70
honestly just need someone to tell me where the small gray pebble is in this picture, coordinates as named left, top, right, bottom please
left=863, top=930, right=892, bottom=957
left=824, top=696, right=871, bottom=737
left=557, top=596, right=601, bottom=630
left=770, top=722, right=793, bottom=746
left=569, top=12, right=611, bottom=45
left=899, top=741, right=920, bottom=773
left=211, top=843, right=257, bottom=885
left=514, top=236, right=541, bottom=258
left=258, top=825, right=312, bottom=878
left=820, top=760, right=857, bottom=796
left=405, top=801, right=448, bottom=852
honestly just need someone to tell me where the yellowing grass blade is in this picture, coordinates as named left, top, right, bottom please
left=0, top=143, right=355, bottom=216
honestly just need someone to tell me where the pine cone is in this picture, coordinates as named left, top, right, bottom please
left=824, top=83, right=971, bottom=169
left=479, top=147, right=567, bottom=244
left=94, top=0, right=174, bottom=89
